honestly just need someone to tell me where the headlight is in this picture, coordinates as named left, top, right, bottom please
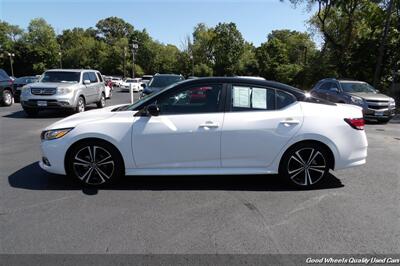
left=21, top=86, right=30, bottom=94
left=350, top=96, right=364, bottom=105
left=41, top=128, right=73, bottom=140
left=58, top=87, right=73, bottom=94
left=389, top=98, right=396, bottom=107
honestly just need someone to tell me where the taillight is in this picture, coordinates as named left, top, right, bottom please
left=344, top=118, right=365, bottom=130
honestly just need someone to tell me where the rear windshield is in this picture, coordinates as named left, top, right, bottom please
left=0, top=69, right=10, bottom=81
left=148, top=76, right=182, bottom=88
left=14, top=77, right=38, bottom=84
left=41, top=71, right=80, bottom=83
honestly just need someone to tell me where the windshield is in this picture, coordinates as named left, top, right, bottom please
left=148, top=76, right=181, bottom=88
left=340, top=82, right=376, bottom=93
left=41, top=71, right=80, bottom=83
left=0, top=69, right=10, bottom=81
left=126, top=80, right=137, bottom=83
left=14, top=77, right=38, bottom=84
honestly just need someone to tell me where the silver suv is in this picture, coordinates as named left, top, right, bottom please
left=20, top=69, right=106, bottom=116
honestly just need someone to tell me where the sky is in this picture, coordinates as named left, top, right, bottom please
left=0, top=0, right=318, bottom=48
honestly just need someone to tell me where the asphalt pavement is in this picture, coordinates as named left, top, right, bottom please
left=0, top=89, right=399, bottom=254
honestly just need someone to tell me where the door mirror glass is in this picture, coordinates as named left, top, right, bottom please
left=147, top=104, right=160, bottom=116
left=330, top=87, right=339, bottom=93
left=83, top=79, right=91, bottom=85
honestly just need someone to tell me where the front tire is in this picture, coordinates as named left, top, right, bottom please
left=66, top=140, right=124, bottom=186
left=1, top=89, right=13, bottom=106
left=75, top=96, right=85, bottom=113
left=23, top=107, right=39, bottom=117
left=279, top=142, right=331, bottom=188
left=97, top=93, right=106, bottom=108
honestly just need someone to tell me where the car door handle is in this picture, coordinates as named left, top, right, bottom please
left=199, top=121, right=219, bottom=128
left=280, top=119, right=300, bottom=125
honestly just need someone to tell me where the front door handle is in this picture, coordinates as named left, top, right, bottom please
left=279, top=118, right=300, bottom=126
left=199, top=121, right=219, bottom=128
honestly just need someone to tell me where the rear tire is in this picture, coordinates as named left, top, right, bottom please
left=279, top=142, right=331, bottom=189
left=1, top=89, right=13, bottom=106
left=66, top=139, right=124, bottom=186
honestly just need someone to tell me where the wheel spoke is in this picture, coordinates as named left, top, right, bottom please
left=309, top=167, right=325, bottom=174
left=74, top=155, right=90, bottom=164
left=291, top=152, right=305, bottom=165
left=290, top=167, right=304, bottom=180
left=95, top=166, right=111, bottom=180
left=288, top=166, right=304, bottom=175
left=306, top=169, right=313, bottom=185
left=308, top=150, right=321, bottom=165
left=73, top=162, right=90, bottom=167
left=97, top=160, right=114, bottom=166
left=93, top=168, right=106, bottom=184
left=87, top=146, right=93, bottom=162
left=97, top=154, right=111, bottom=164
left=79, top=167, right=93, bottom=181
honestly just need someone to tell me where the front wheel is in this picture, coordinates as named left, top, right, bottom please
left=75, top=96, right=85, bottom=113
left=66, top=140, right=124, bottom=186
left=97, top=93, right=106, bottom=108
left=279, top=143, right=331, bottom=188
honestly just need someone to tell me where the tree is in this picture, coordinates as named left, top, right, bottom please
left=24, top=18, right=59, bottom=73
left=96, top=17, right=134, bottom=44
left=212, top=22, right=245, bottom=75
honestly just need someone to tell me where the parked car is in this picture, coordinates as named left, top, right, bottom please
left=141, top=75, right=153, bottom=85
left=120, top=78, right=143, bottom=92
left=0, top=69, right=14, bottom=106
left=20, top=69, right=106, bottom=116
left=104, top=81, right=113, bottom=99
left=140, top=74, right=184, bottom=98
left=311, top=78, right=396, bottom=122
left=39, top=77, right=367, bottom=188
left=110, top=77, right=123, bottom=87
left=13, top=76, right=39, bottom=102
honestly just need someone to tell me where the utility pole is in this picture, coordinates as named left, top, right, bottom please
left=190, top=54, right=194, bottom=77
left=7, top=52, right=15, bottom=77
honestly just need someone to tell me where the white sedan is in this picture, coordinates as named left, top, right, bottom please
left=39, top=77, right=368, bottom=188
left=120, top=78, right=143, bottom=92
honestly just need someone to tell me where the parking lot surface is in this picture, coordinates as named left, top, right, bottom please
left=0, top=90, right=399, bottom=254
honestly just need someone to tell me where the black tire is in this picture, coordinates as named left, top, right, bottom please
left=279, top=142, right=331, bottom=189
left=66, top=139, right=124, bottom=186
left=97, top=93, right=106, bottom=108
left=23, top=107, right=39, bottom=117
left=75, top=96, right=85, bottom=113
left=1, top=89, right=13, bottom=106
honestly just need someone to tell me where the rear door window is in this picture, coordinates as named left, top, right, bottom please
left=230, top=85, right=275, bottom=111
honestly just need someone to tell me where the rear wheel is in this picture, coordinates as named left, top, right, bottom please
left=1, top=89, right=13, bottom=106
left=279, top=142, right=331, bottom=188
left=66, top=140, right=124, bottom=186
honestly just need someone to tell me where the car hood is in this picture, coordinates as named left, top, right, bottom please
left=348, top=92, right=391, bottom=101
left=29, top=82, right=78, bottom=88
left=45, top=104, right=127, bottom=130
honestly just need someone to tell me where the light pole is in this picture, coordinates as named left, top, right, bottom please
left=131, top=41, right=138, bottom=78
left=130, top=41, right=139, bottom=104
left=58, top=51, right=62, bottom=69
left=7, top=52, right=15, bottom=77
left=190, top=54, right=194, bottom=77
left=123, top=47, right=127, bottom=78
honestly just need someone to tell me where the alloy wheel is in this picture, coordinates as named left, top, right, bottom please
left=3, top=91, right=12, bottom=105
left=78, top=98, right=85, bottom=112
left=287, top=147, right=326, bottom=186
left=72, top=145, right=115, bottom=185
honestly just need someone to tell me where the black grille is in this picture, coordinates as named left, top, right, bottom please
left=366, top=100, right=389, bottom=110
left=31, top=88, right=56, bottom=95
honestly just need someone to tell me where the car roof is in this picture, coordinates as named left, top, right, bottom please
left=46, top=69, right=100, bottom=72
left=175, top=77, right=305, bottom=99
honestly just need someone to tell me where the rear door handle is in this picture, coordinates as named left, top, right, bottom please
left=199, top=121, right=219, bottom=128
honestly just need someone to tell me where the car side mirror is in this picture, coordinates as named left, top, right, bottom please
left=84, top=79, right=91, bottom=85
left=332, top=87, right=339, bottom=93
left=147, top=104, right=160, bottom=116
left=141, top=83, right=146, bottom=88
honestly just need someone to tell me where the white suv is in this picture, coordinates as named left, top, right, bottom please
left=20, top=69, right=106, bottom=116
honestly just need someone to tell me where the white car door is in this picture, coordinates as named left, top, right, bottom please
left=221, top=85, right=303, bottom=168
left=131, top=83, right=224, bottom=168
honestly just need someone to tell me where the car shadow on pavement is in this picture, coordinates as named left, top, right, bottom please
left=2, top=106, right=102, bottom=119
left=8, top=162, right=344, bottom=195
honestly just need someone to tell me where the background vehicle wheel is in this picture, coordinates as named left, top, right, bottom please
left=97, top=93, right=106, bottom=108
left=279, top=142, right=331, bottom=189
left=23, top=107, right=39, bottom=117
left=1, top=89, right=13, bottom=106
left=66, top=140, right=124, bottom=186
left=75, top=96, right=85, bottom=113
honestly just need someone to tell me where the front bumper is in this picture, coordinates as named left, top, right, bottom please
left=363, top=108, right=396, bottom=120
left=21, top=99, right=75, bottom=109
left=39, top=138, right=69, bottom=175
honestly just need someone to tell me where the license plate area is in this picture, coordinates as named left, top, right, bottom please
left=375, top=111, right=384, bottom=116
left=37, top=101, right=47, bottom=107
